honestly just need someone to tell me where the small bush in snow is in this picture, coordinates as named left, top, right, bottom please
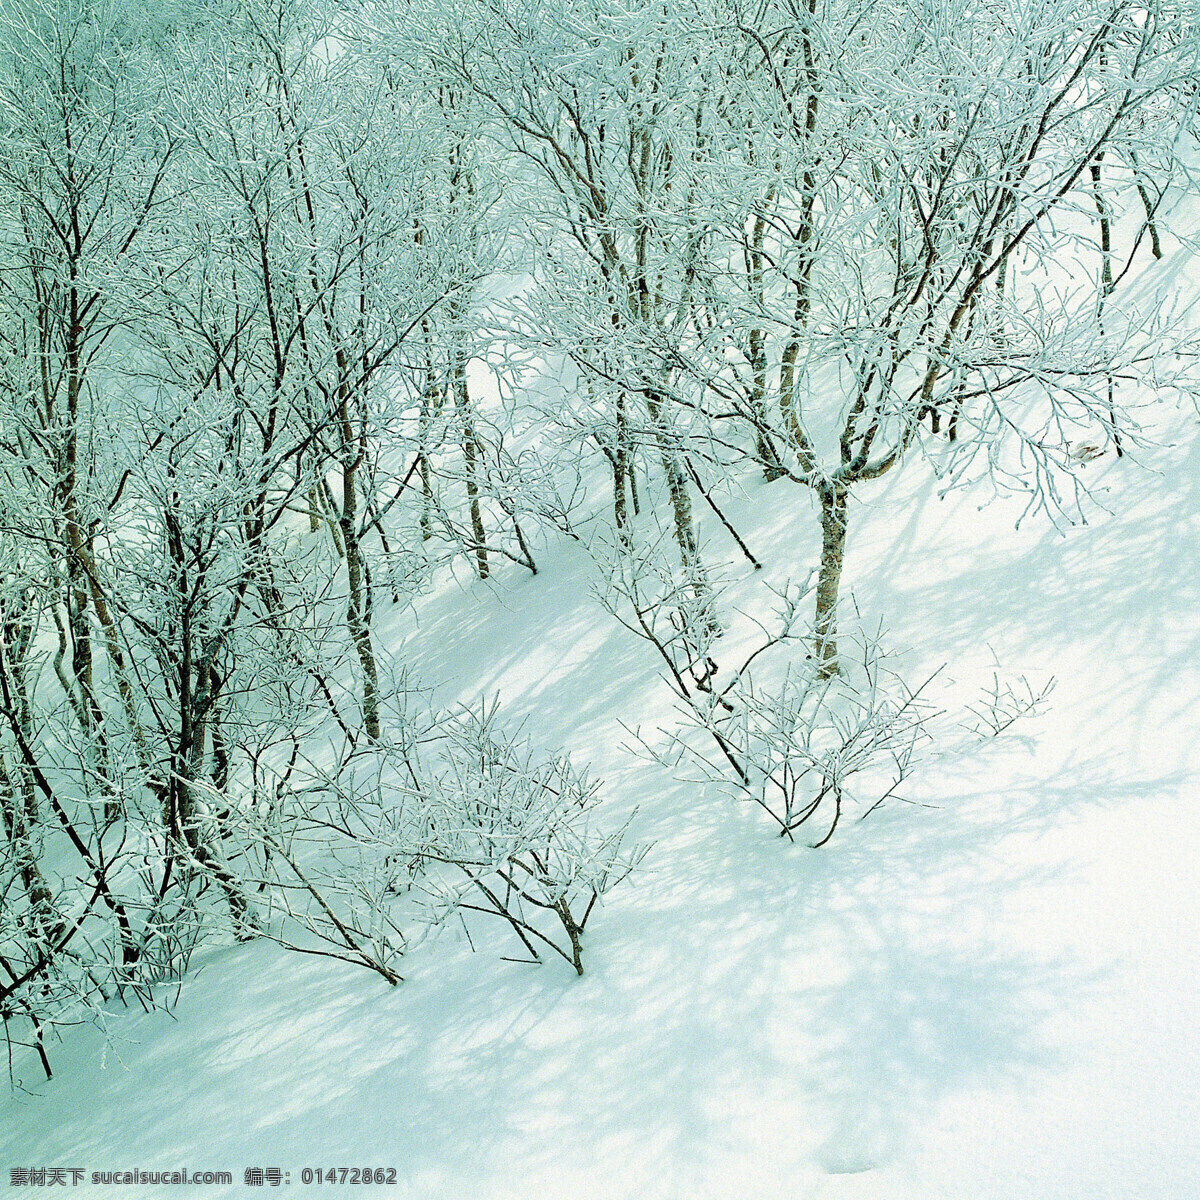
left=612, top=572, right=1045, bottom=846
left=418, top=701, right=646, bottom=975
left=666, top=636, right=941, bottom=844
left=227, top=699, right=643, bottom=982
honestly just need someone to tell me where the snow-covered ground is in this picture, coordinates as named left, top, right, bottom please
left=4, top=406, right=1199, bottom=1198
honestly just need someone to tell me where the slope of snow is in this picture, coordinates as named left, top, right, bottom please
left=3, top=411, right=1199, bottom=1199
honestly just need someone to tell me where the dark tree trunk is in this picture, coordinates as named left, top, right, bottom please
left=814, top=483, right=848, bottom=678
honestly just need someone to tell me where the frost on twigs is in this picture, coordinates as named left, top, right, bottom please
left=220, top=743, right=413, bottom=987
left=641, top=613, right=943, bottom=846
left=613, top=566, right=1053, bottom=846
left=228, top=699, right=643, bottom=982
left=417, top=701, right=647, bottom=977
left=596, top=527, right=729, bottom=704
left=964, top=673, right=1057, bottom=739
left=687, top=638, right=943, bottom=845
left=604, top=563, right=940, bottom=844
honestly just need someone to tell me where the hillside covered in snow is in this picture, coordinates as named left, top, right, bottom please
left=2, top=0, right=1200, bottom=1196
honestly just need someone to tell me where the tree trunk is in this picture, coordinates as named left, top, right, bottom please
left=0, top=751, right=61, bottom=945
left=642, top=387, right=716, bottom=629
left=613, top=389, right=630, bottom=538
left=814, top=483, right=848, bottom=678
left=170, top=636, right=257, bottom=940
left=452, top=344, right=489, bottom=579
left=340, top=441, right=381, bottom=742
left=1090, top=155, right=1123, bottom=459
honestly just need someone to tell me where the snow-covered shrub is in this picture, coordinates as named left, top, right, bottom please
left=598, top=528, right=728, bottom=701
left=215, top=737, right=414, bottom=987
left=419, top=701, right=645, bottom=975
left=225, top=699, right=644, bottom=982
left=607, top=566, right=938, bottom=843
left=615, top=566, right=1054, bottom=845
left=664, top=635, right=942, bottom=844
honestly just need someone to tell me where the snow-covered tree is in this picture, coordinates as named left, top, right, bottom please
left=673, top=0, right=1200, bottom=672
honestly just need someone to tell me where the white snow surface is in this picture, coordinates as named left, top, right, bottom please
left=3, top=414, right=1199, bottom=1199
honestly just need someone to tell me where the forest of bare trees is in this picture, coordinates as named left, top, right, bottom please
left=1, top=0, right=1197, bottom=1076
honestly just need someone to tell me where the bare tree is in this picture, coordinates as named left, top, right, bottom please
left=435, top=0, right=727, bottom=621
left=0, top=0, right=178, bottom=799
left=666, top=0, right=1200, bottom=673
left=165, top=0, right=461, bottom=741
